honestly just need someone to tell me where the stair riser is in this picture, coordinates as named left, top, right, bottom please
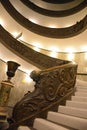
left=71, top=96, right=87, bottom=102
left=47, top=112, right=87, bottom=130
left=33, top=80, right=87, bottom=130
left=76, top=89, right=87, bottom=93
left=66, top=101, right=87, bottom=109
left=75, top=92, right=87, bottom=97
left=58, top=106, right=87, bottom=119
left=34, top=119, right=69, bottom=130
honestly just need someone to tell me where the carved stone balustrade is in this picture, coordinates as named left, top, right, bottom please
left=9, top=62, right=77, bottom=129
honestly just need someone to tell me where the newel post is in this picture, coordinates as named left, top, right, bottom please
left=0, top=61, right=20, bottom=127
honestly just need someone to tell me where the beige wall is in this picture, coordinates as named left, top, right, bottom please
left=0, top=60, right=35, bottom=109
left=28, top=44, right=87, bottom=77
left=34, top=47, right=87, bottom=81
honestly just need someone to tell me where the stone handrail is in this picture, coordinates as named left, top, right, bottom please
left=0, top=25, right=69, bottom=70
left=8, top=62, right=77, bottom=129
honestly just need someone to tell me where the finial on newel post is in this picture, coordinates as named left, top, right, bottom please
left=0, top=61, right=20, bottom=124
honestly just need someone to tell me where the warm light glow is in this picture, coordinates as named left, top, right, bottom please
left=11, top=32, right=23, bottom=40
left=67, top=53, right=75, bottom=61
left=29, top=18, right=37, bottom=24
left=81, top=46, right=87, bottom=51
left=24, top=70, right=32, bottom=75
left=22, top=74, right=32, bottom=83
left=5, top=65, right=7, bottom=72
left=32, top=42, right=42, bottom=48
left=84, top=52, right=87, bottom=60
left=33, top=47, right=40, bottom=52
left=49, top=47, right=59, bottom=52
left=48, top=25, right=57, bottom=28
left=65, top=48, right=76, bottom=53
left=85, top=67, right=87, bottom=72
left=64, top=23, right=73, bottom=27
left=72, top=61, right=76, bottom=64
left=32, top=42, right=42, bottom=52
left=11, top=32, right=19, bottom=38
left=18, top=35, right=24, bottom=41
left=0, top=18, right=4, bottom=26
left=50, top=52, right=58, bottom=58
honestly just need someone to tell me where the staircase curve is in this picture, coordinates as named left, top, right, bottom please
left=0, top=25, right=78, bottom=130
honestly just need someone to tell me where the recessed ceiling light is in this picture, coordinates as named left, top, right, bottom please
left=0, top=18, right=4, bottom=26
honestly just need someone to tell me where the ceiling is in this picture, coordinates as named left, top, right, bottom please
left=42, top=0, right=74, bottom=4
left=0, top=0, right=87, bottom=73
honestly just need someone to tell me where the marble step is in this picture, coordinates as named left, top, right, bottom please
left=76, top=85, right=87, bottom=90
left=76, top=80, right=87, bottom=87
left=66, top=100, right=87, bottom=109
left=71, top=96, right=87, bottom=102
left=76, top=89, right=87, bottom=93
left=47, top=112, right=87, bottom=130
left=18, top=126, right=31, bottom=130
left=33, top=118, right=69, bottom=130
left=58, top=105, right=87, bottom=119
left=75, top=92, right=87, bottom=97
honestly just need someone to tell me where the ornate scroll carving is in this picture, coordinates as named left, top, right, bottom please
left=11, top=63, right=77, bottom=127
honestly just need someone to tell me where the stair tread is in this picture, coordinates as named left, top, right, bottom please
left=76, top=80, right=87, bottom=87
left=72, top=96, right=87, bottom=99
left=33, top=80, right=87, bottom=130
left=76, top=86, right=87, bottom=89
left=66, top=100, right=87, bottom=109
left=47, top=112, right=87, bottom=130
left=75, top=91, right=87, bottom=94
left=76, top=89, right=87, bottom=92
left=75, top=92, right=87, bottom=97
left=71, top=96, right=87, bottom=102
left=18, top=126, right=31, bottom=130
left=34, top=118, right=69, bottom=130
left=58, top=105, right=87, bottom=119
left=66, top=100, right=87, bottom=104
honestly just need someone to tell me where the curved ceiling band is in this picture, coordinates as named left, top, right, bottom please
left=1, top=0, right=87, bottom=39
left=20, top=0, right=87, bottom=17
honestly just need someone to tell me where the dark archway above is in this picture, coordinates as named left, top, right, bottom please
left=20, top=0, right=87, bottom=17
left=42, top=0, right=74, bottom=4
left=1, top=0, right=87, bottom=39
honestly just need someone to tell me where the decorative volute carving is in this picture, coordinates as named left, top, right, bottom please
left=10, top=62, right=77, bottom=128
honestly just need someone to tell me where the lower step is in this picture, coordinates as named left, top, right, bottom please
left=47, top=112, right=87, bottom=130
left=71, top=96, right=87, bottom=102
left=18, top=126, right=31, bottom=130
left=33, top=118, right=69, bottom=130
left=58, top=105, right=87, bottom=119
left=75, top=92, right=87, bottom=97
left=66, top=101, right=87, bottom=109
